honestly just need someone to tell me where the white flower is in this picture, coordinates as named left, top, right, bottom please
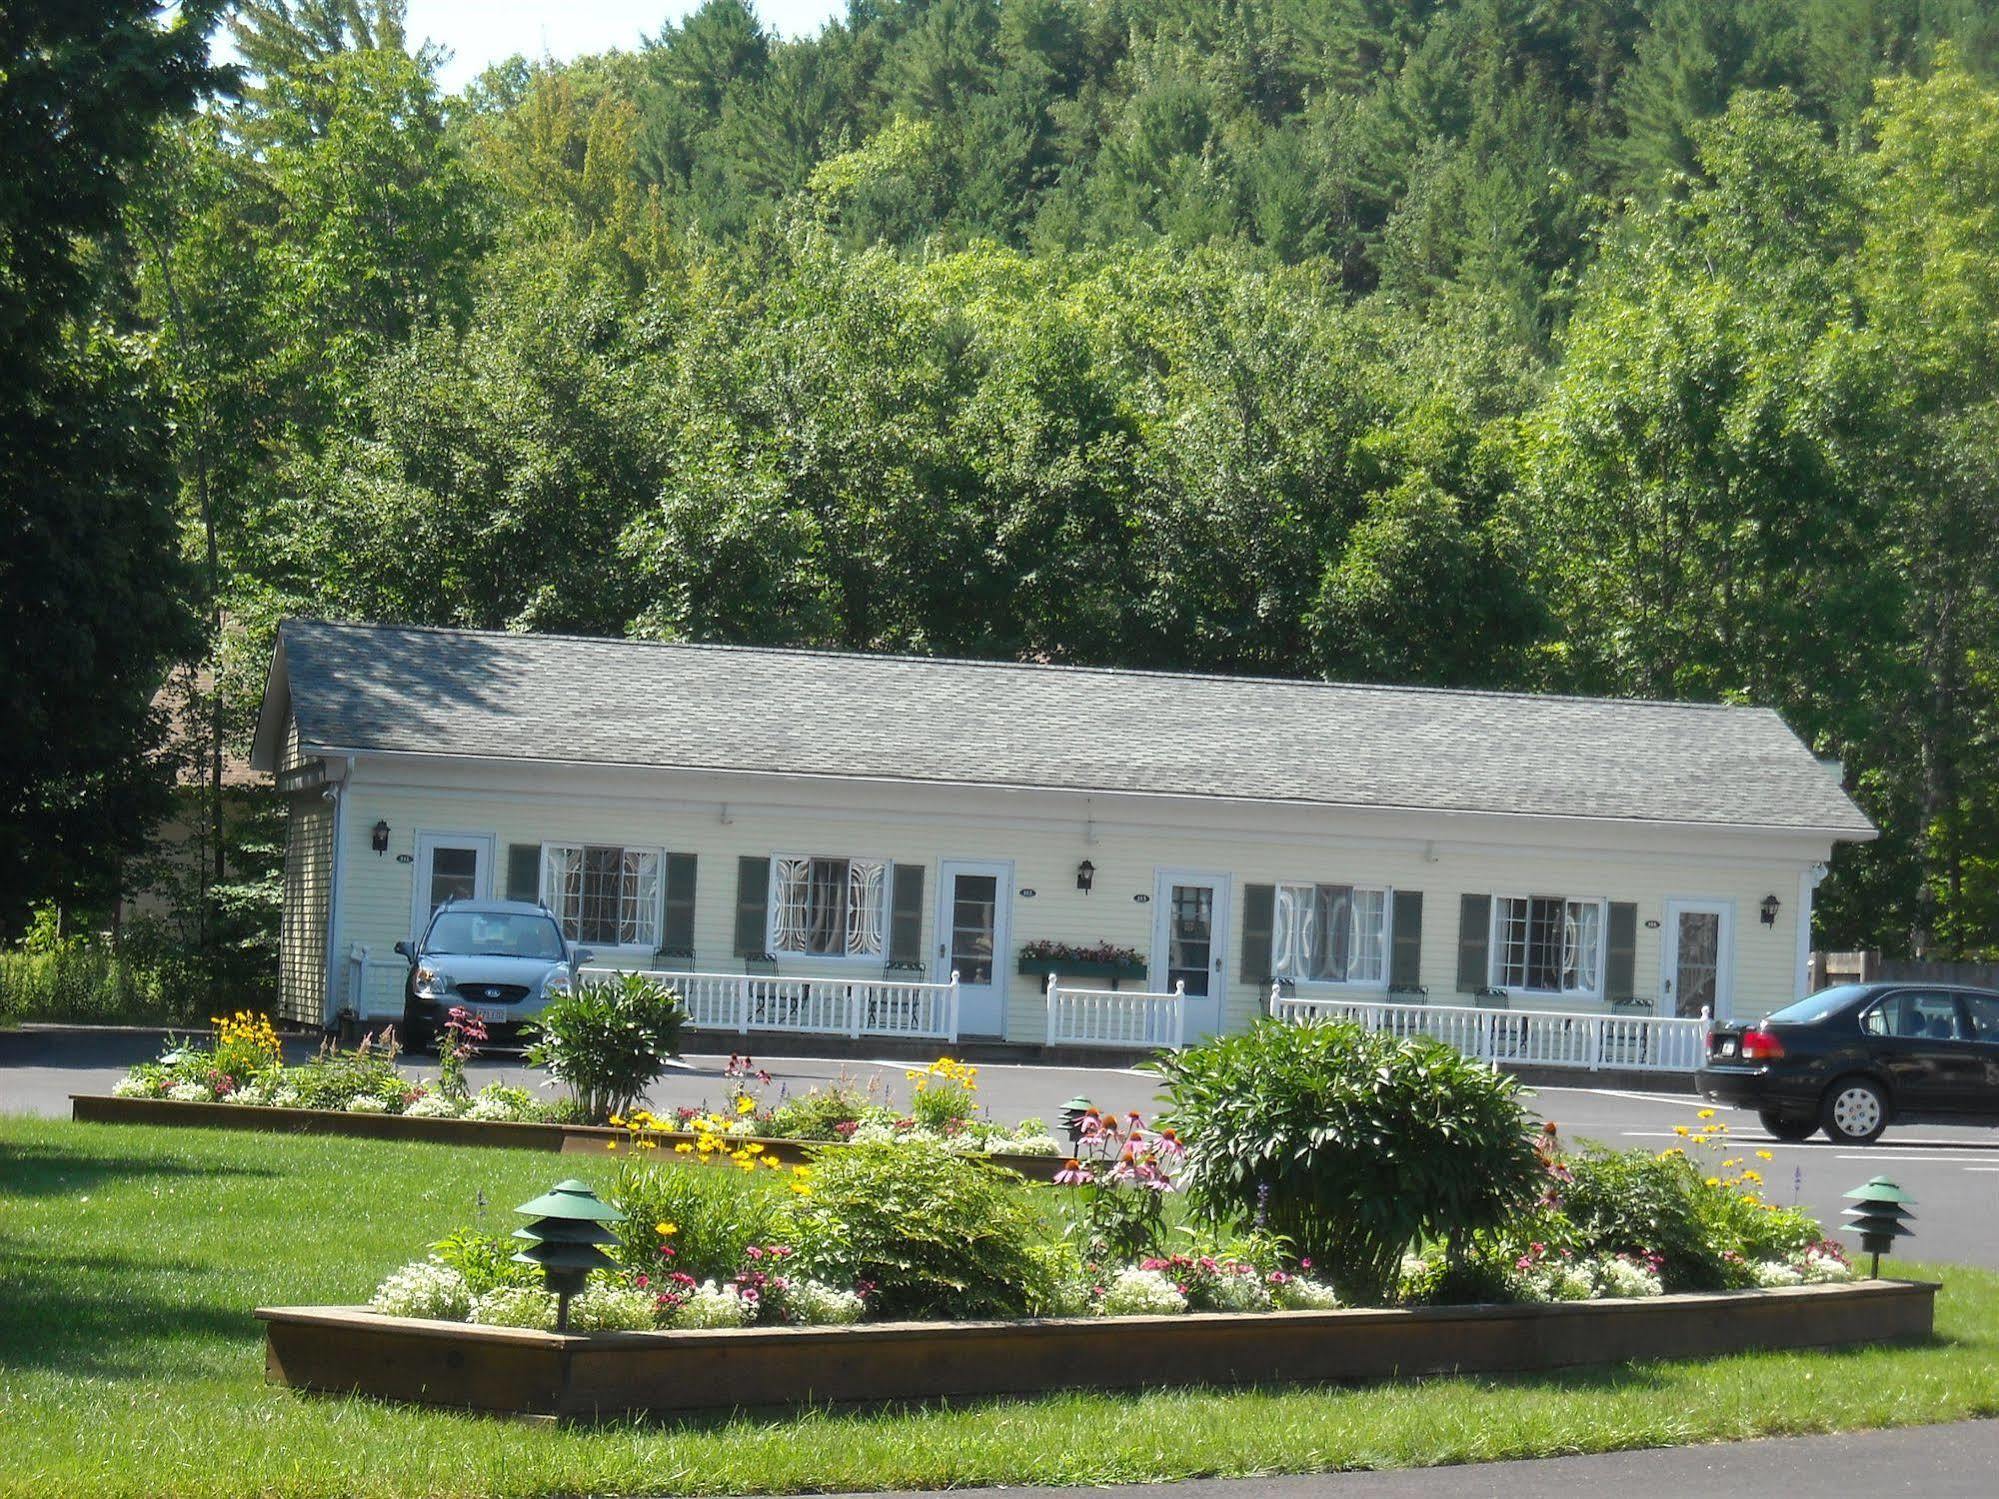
left=166, top=1082, right=211, bottom=1103
left=1272, top=1275, right=1342, bottom=1311
left=787, top=1279, right=865, bottom=1325
left=999, top=1134, right=1061, bottom=1156
left=848, top=1121, right=901, bottom=1147
left=1096, top=1267, right=1188, bottom=1317
left=270, top=1086, right=302, bottom=1108
left=403, top=1092, right=462, bottom=1119
left=1516, top=1258, right=1594, bottom=1302
left=1205, top=1264, right=1273, bottom=1312
left=344, top=1094, right=389, bottom=1114
left=111, top=1077, right=153, bottom=1099
left=1798, top=1246, right=1854, bottom=1284
left=369, top=1259, right=471, bottom=1321
left=1590, top=1255, right=1663, bottom=1299
left=469, top=1286, right=558, bottom=1329
left=569, top=1281, right=657, bottom=1332
left=464, top=1095, right=518, bottom=1121
left=670, top=1280, right=755, bottom=1329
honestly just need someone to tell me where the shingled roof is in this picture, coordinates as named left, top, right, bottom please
left=253, top=619, right=1874, bottom=837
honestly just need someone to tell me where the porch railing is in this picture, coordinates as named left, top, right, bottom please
left=1045, top=976, right=1187, bottom=1049
left=579, top=966, right=962, bottom=1043
left=1269, top=988, right=1709, bottom=1073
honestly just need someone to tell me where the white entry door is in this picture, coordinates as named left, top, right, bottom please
left=936, top=860, right=1012, bottom=1037
left=1152, top=869, right=1230, bottom=1040
left=1661, top=899, right=1733, bottom=1021
left=410, top=831, right=494, bottom=942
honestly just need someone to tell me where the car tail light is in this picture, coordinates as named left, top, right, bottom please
left=1739, top=1026, right=1786, bottom=1061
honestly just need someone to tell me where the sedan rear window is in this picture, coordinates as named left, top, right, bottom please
left=1762, top=986, right=1871, bottom=1025
left=424, top=911, right=565, bottom=960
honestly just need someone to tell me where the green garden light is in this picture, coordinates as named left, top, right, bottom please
left=1059, top=1096, right=1095, bottom=1150
left=512, top=1179, right=622, bottom=1331
left=1840, top=1176, right=1916, bottom=1279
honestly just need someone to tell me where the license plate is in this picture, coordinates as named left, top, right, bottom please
left=1718, top=1039, right=1737, bottom=1058
left=469, top=1007, right=509, bottom=1024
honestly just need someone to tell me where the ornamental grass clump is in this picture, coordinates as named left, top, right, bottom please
left=1157, top=1018, right=1543, bottom=1306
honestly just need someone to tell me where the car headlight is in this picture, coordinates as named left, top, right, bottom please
left=413, top=966, right=454, bottom=999
left=542, top=970, right=571, bottom=998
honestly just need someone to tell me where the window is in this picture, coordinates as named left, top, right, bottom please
left=1863, top=991, right=1965, bottom=1041
left=1962, top=993, right=1999, bottom=1042
left=424, top=910, right=565, bottom=960
left=1272, top=883, right=1389, bottom=985
left=541, top=845, right=661, bottom=948
left=1493, top=896, right=1605, bottom=996
left=771, top=856, right=887, bottom=958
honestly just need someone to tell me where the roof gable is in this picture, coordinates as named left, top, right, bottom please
left=261, top=619, right=1875, bottom=837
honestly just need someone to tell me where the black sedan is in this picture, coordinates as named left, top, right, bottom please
left=1698, top=982, right=1999, bottom=1144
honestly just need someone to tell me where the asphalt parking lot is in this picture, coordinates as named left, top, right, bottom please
left=4, top=1030, right=1992, bottom=1270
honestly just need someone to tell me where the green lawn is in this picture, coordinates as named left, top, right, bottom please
left=2, top=1116, right=1996, bottom=1499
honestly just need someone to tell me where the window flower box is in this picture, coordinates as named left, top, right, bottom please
left=1017, top=942, right=1146, bottom=983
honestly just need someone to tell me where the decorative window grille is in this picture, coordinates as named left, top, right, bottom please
left=541, top=844, right=661, bottom=948
left=1271, top=883, right=1389, bottom=984
left=771, top=855, right=887, bottom=957
left=1493, top=896, right=1605, bottom=995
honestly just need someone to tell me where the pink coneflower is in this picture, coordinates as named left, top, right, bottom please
left=1053, top=1159, right=1096, bottom=1186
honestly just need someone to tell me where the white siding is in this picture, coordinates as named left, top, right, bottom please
left=276, top=718, right=333, bottom=1025
left=320, top=756, right=1835, bottom=1036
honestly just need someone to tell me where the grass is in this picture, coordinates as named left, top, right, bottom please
left=2, top=1117, right=1996, bottom=1499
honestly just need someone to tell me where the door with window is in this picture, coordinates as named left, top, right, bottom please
left=1152, top=870, right=1229, bottom=1040
left=410, top=831, right=493, bottom=942
left=1861, top=990, right=1988, bottom=1113
left=936, top=860, right=1012, bottom=1037
left=1661, top=899, right=1732, bottom=1020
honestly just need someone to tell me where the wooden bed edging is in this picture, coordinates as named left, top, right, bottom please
left=257, top=1279, right=1938, bottom=1419
left=67, top=1093, right=1064, bottom=1178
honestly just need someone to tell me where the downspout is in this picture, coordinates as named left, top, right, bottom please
left=1794, top=863, right=1827, bottom=1000
left=321, top=757, right=355, bottom=1032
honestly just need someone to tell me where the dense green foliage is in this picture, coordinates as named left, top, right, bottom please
left=788, top=1139, right=1053, bottom=1317
left=522, top=973, right=689, bottom=1122
left=1157, top=1018, right=1543, bottom=1302
left=9, top=1, right=1999, bottom=956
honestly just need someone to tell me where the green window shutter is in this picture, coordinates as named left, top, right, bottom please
left=1389, top=891, right=1423, bottom=989
left=734, top=856, right=770, bottom=958
left=1457, top=894, right=1492, bottom=992
left=888, top=863, right=925, bottom=966
left=1605, top=901, right=1638, bottom=1001
left=505, top=844, right=541, bottom=904
left=661, top=853, right=697, bottom=955
left=1240, top=883, right=1275, bottom=982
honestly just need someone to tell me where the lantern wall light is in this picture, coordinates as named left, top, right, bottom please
left=1760, top=893, right=1781, bottom=926
left=1076, top=859, right=1095, bottom=893
left=371, top=819, right=391, bottom=854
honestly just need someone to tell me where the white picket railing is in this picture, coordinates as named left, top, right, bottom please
left=1269, top=989, right=1708, bottom=1073
left=1045, top=976, right=1187, bottom=1049
left=580, top=967, right=962, bottom=1042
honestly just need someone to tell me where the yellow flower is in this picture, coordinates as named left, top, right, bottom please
left=736, top=1096, right=756, bottom=1115
left=1696, top=1108, right=1715, bottom=1120
left=1673, top=1125, right=1690, bottom=1137
left=606, top=1141, right=618, bottom=1152
left=674, top=1142, right=693, bottom=1154
left=656, top=1222, right=678, bottom=1237
left=1705, top=1176, right=1720, bottom=1187
left=789, top=1182, right=812, bottom=1195
left=1756, top=1150, right=1774, bottom=1160
left=1743, top=1169, right=1762, bottom=1183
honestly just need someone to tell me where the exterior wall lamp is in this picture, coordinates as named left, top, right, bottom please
left=371, top=819, right=391, bottom=854
left=1076, top=859, right=1095, bottom=893
left=1760, top=893, right=1781, bottom=927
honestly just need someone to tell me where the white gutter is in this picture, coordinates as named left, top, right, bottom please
left=320, top=756, right=354, bottom=1029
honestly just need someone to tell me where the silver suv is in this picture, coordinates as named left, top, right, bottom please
left=395, top=899, right=593, bottom=1051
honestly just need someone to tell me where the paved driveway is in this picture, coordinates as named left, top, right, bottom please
left=5, top=1029, right=1995, bottom=1268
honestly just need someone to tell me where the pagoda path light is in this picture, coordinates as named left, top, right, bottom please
left=1840, top=1176, right=1916, bottom=1280
left=512, top=1179, right=622, bottom=1332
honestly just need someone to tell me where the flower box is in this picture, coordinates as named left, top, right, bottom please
left=257, top=1278, right=1937, bottom=1419
left=67, top=1094, right=1067, bottom=1179
left=1017, top=956, right=1148, bottom=982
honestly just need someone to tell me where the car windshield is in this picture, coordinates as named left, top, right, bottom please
left=423, top=911, right=564, bottom=960
left=1761, top=985, right=1870, bottom=1025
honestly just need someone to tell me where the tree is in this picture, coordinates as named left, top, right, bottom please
left=0, top=1, right=221, bottom=929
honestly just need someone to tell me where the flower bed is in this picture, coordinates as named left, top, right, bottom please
left=259, top=1280, right=1940, bottom=1418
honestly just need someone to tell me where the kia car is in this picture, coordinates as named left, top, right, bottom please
left=395, top=899, right=591, bottom=1052
left=1698, top=982, right=1999, bottom=1144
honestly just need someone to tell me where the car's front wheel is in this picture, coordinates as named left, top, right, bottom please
left=1757, top=1110, right=1817, bottom=1143
left=1820, top=1076, right=1889, bottom=1145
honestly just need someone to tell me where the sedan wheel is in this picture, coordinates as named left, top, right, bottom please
left=1757, top=1110, right=1817, bottom=1143
left=1821, top=1077, right=1889, bottom=1144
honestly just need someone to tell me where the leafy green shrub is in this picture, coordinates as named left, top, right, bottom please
left=523, top=973, right=686, bottom=1123
left=429, top=1230, right=540, bottom=1296
left=283, top=1037, right=408, bottom=1111
left=0, top=946, right=210, bottom=1027
left=788, top=1141, right=1051, bottom=1319
left=767, top=1085, right=870, bottom=1140
left=1558, top=1148, right=1725, bottom=1289
left=1157, top=1018, right=1542, bottom=1305
left=609, top=1158, right=789, bottom=1283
